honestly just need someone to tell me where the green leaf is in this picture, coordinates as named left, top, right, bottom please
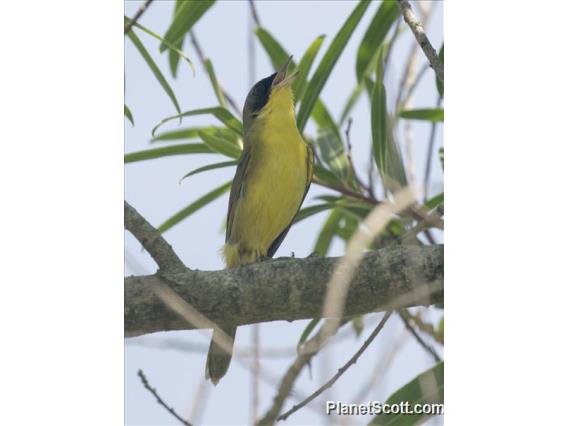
left=371, top=47, right=407, bottom=193
left=124, top=104, right=134, bottom=126
left=125, top=16, right=195, bottom=76
left=339, top=81, right=365, bottom=125
left=124, top=144, right=213, bottom=163
left=297, top=0, right=372, bottom=131
left=297, top=318, right=321, bottom=352
left=161, top=0, right=215, bottom=52
left=198, top=130, right=242, bottom=159
left=369, top=362, right=444, bottom=425
left=424, top=192, right=444, bottom=210
left=313, top=208, right=342, bottom=256
left=436, top=44, right=444, bottom=98
left=179, top=160, right=237, bottom=184
left=356, top=0, right=399, bottom=81
left=204, top=59, right=227, bottom=108
left=294, top=35, right=326, bottom=101
left=255, top=28, right=296, bottom=73
left=293, top=203, right=336, bottom=224
left=159, top=181, right=231, bottom=233
left=126, top=27, right=181, bottom=117
left=314, top=164, right=344, bottom=187
left=168, top=0, right=185, bottom=78
left=151, top=126, right=232, bottom=142
left=399, top=108, right=444, bottom=122
left=153, top=107, right=243, bottom=137
left=439, top=147, right=444, bottom=170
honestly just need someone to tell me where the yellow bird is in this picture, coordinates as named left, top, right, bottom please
left=206, top=57, right=314, bottom=384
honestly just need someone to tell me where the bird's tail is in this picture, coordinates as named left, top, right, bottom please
left=205, top=326, right=236, bottom=385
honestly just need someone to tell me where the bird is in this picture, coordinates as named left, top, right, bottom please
left=205, top=56, right=314, bottom=384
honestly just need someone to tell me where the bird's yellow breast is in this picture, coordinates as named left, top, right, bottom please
left=224, top=86, right=310, bottom=266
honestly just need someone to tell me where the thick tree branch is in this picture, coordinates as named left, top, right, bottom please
left=125, top=245, right=443, bottom=337
left=124, top=201, right=186, bottom=274
left=397, top=0, right=443, bottom=83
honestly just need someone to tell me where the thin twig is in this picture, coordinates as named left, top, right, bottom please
left=396, top=0, right=443, bottom=83
left=398, top=311, right=441, bottom=362
left=277, top=312, right=393, bottom=422
left=395, top=2, right=434, bottom=109
left=423, top=96, right=443, bottom=200
left=313, top=177, right=379, bottom=205
left=344, top=118, right=370, bottom=193
left=124, top=201, right=186, bottom=273
left=137, top=369, right=192, bottom=426
left=400, top=308, right=443, bottom=344
left=124, top=0, right=154, bottom=35
left=351, top=326, right=409, bottom=403
left=248, top=0, right=262, bottom=28
left=189, top=31, right=241, bottom=115
left=256, top=320, right=349, bottom=426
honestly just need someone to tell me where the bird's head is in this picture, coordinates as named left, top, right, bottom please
left=243, top=56, right=297, bottom=131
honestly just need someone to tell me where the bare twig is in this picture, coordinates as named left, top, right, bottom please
left=398, top=311, right=441, bottom=362
left=423, top=96, right=443, bottom=199
left=313, top=176, right=379, bottom=205
left=124, top=201, right=186, bottom=273
left=401, top=308, right=444, bottom=344
left=189, top=31, right=241, bottom=114
left=344, top=118, right=370, bottom=193
left=396, top=0, right=443, bottom=83
left=124, top=0, right=154, bottom=35
left=256, top=320, right=349, bottom=426
left=277, top=312, right=393, bottom=422
left=137, top=369, right=192, bottom=426
left=351, top=327, right=409, bottom=403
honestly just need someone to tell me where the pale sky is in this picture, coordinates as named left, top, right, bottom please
left=124, top=1, right=443, bottom=424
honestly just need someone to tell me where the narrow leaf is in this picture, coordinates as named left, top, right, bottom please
left=399, top=108, right=444, bottom=122
left=161, top=0, right=215, bottom=52
left=424, top=192, right=444, bottom=210
left=436, top=44, right=444, bottom=98
left=126, top=28, right=181, bottom=116
left=151, top=126, right=234, bottom=143
left=369, top=362, right=444, bottom=425
left=297, top=318, right=321, bottom=352
left=179, top=160, right=237, bottom=184
left=204, top=59, right=227, bottom=108
left=293, top=203, right=336, bottom=224
left=125, top=144, right=213, bottom=164
left=125, top=16, right=195, bottom=76
left=159, top=181, right=231, bottom=233
left=198, top=130, right=242, bottom=159
left=152, top=107, right=243, bottom=137
left=356, top=0, right=399, bottom=81
left=168, top=0, right=184, bottom=77
left=297, top=0, right=371, bottom=131
left=124, top=104, right=134, bottom=126
left=294, top=35, right=326, bottom=101
left=371, top=47, right=407, bottom=193
left=313, top=208, right=342, bottom=256
left=255, top=28, right=295, bottom=73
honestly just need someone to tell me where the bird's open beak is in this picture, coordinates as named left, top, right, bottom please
left=272, top=55, right=298, bottom=89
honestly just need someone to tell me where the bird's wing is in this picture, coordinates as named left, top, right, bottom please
left=225, top=147, right=251, bottom=243
left=267, top=143, right=314, bottom=258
